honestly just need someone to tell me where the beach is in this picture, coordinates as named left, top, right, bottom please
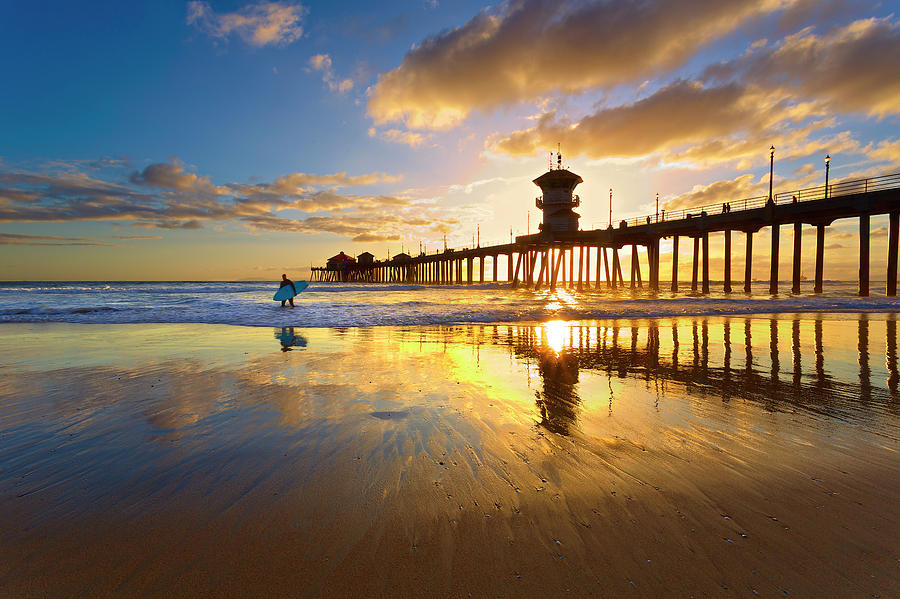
left=6, top=0, right=900, bottom=594
left=1, top=315, right=897, bottom=597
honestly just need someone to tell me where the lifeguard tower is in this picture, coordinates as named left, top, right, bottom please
left=533, top=151, right=582, bottom=234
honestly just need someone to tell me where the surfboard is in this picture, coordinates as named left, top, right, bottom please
left=273, top=280, right=308, bottom=301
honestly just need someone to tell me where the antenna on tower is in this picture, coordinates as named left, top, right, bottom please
left=549, top=152, right=553, bottom=170
left=556, top=142, right=562, bottom=170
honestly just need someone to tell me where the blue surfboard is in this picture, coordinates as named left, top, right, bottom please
left=273, top=280, right=308, bottom=301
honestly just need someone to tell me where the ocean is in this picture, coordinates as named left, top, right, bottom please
left=1, top=280, right=900, bottom=328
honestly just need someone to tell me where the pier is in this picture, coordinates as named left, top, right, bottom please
left=311, top=166, right=900, bottom=296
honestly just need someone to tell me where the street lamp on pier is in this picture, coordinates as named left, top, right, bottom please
left=825, top=154, right=831, bottom=199
left=768, top=145, right=775, bottom=202
left=609, top=188, right=613, bottom=228
left=655, top=192, right=659, bottom=222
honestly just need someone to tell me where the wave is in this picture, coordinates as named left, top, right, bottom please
left=1, top=281, right=899, bottom=328
left=2, top=299, right=899, bottom=328
left=1, top=306, right=122, bottom=316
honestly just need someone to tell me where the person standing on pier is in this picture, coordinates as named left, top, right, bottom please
left=279, top=273, right=297, bottom=308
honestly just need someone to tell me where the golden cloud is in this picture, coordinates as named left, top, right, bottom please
left=491, top=81, right=816, bottom=160
left=367, top=0, right=801, bottom=129
left=706, top=17, right=900, bottom=118
left=187, top=1, right=306, bottom=47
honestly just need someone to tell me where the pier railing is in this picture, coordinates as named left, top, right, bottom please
left=605, top=171, right=900, bottom=229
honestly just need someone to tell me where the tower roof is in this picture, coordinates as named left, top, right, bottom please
left=532, top=168, right=583, bottom=188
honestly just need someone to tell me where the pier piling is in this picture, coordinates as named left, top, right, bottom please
left=744, top=232, right=753, bottom=293
left=792, top=223, right=802, bottom=294
left=603, top=248, right=611, bottom=288
left=814, top=225, right=825, bottom=293
left=671, top=236, right=679, bottom=292
left=702, top=232, right=710, bottom=294
left=724, top=230, right=732, bottom=293
left=770, top=224, right=780, bottom=294
left=860, top=215, right=870, bottom=296
left=888, top=213, right=898, bottom=296
left=577, top=246, right=584, bottom=290
left=691, top=237, right=699, bottom=292
left=612, top=249, right=622, bottom=288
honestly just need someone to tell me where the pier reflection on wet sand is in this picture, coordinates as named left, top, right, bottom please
left=503, top=315, right=900, bottom=437
left=0, top=316, right=897, bottom=597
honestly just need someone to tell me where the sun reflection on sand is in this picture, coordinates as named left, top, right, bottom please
left=541, top=319, right=568, bottom=354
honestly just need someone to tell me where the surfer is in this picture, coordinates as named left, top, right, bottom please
left=279, top=274, right=297, bottom=308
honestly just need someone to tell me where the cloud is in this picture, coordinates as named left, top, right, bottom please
left=0, top=159, right=455, bottom=243
left=705, top=17, right=900, bottom=118
left=236, top=197, right=461, bottom=246
left=662, top=174, right=761, bottom=211
left=352, top=232, right=401, bottom=242
left=236, top=170, right=399, bottom=191
left=229, top=172, right=405, bottom=212
left=367, top=0, right=803, bottom=129
left=114, top=235, right=163, bottom=240
left=673, top=125, right=860, bottom=168
left=491, top=80, right=823, bottom=162
left=0, top=233, right=121, bottom=247
left=367, top=127, right=429, bottom=147
left=187, top=1, right=306, bottom=47
left=129, top=158, right=220, bottom=193
left=135, top=219, right=205, bottom=230
left=864, top=139, right=900, bottom=165
left=308, top=53, right=330, bottom=70
left=307, top=54, right=354, bottom=94
left=489, top=74, right=870, bottom=168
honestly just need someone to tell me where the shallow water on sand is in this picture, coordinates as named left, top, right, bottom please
left=0, top=316, right=898, bottom=597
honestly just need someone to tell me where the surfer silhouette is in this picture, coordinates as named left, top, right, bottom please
left=280, top=274, right=297, bottom=308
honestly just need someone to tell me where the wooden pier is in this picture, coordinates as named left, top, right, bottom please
left=311, top=171, right=900, bottom=296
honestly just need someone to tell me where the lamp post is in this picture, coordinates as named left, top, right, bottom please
left=824, top=154, right=831, bottom=199
left=609, top=188, right=613, bottom=228
left=655, top=192, right=659, bottom=222
left=768, top=145, right=775, bottom=202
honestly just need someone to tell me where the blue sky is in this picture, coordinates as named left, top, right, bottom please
left=2, top=0, right=900, bottom=280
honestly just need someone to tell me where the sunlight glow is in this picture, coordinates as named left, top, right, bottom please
left=542, top=320, right=569, bottom=355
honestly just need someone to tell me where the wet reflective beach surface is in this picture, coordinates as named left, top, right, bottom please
left=1, top=316, right=898, bottom=597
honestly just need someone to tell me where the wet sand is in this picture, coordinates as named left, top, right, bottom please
left=0, top=316, right=898, bottom=597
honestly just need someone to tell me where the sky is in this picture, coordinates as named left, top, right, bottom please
left=2, top=0, right=900, bottom=281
